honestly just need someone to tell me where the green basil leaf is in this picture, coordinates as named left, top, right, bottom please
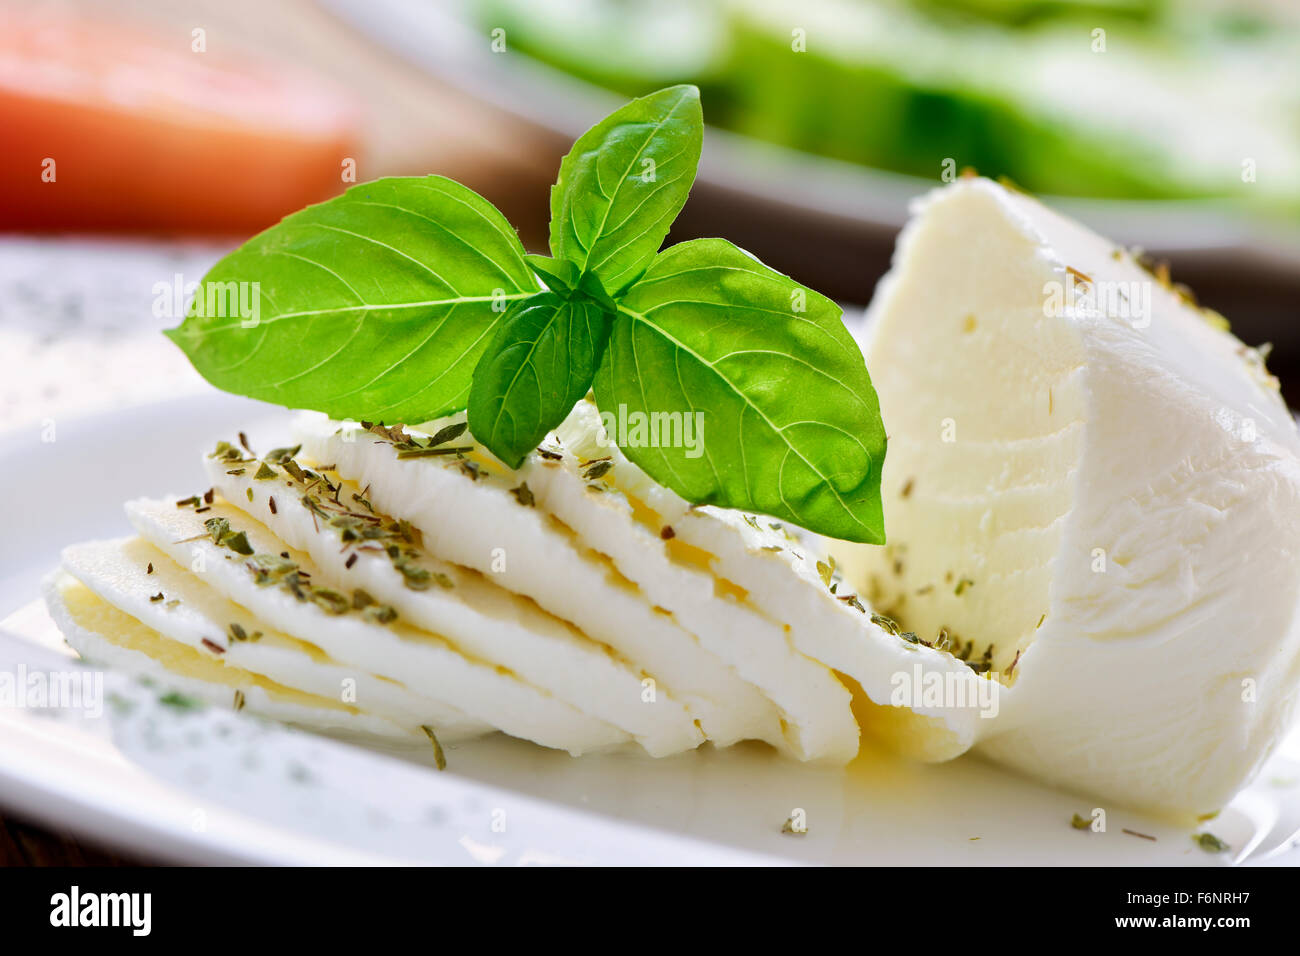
left=594, top=239, right=887, bottom=543
left=468, top=291, right=613, bottom=469
left=573, top=270, right=619, bottom=313
left=549, top=84, right=703, bottom=296
left=523, top=256, right=618, bottom=312
left=165, top=176, right=537, bottom=424
left=524, top=254, right=580, bottom=295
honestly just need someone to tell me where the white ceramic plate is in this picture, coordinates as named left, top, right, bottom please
left=1, top=394, right=1298, bottom=865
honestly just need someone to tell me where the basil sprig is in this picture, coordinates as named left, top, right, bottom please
left=166, top=85, right=887, bottom=543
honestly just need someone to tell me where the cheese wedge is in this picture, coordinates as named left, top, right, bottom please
left=838, top=177, right=1300, bottom=814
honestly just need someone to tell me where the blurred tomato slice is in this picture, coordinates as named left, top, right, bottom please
left=0, top=11, right=362, bottom=234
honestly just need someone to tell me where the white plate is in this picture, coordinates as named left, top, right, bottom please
left=1, top=394, right=1298, bottom=865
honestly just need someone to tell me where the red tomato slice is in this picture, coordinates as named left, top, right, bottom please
left=0, top=11, right=362, bottom=234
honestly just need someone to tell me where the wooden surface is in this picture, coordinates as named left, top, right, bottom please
left=0, top=815, right=146, bottom=867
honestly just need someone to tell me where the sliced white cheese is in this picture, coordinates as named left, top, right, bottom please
left=841, top=177, right=1300, bottom=814
left=60, top=536, right=490, bottom=742
left=520, top=406, right=860, bottom=764
left=125, top=497, right=629, bottom=756
left=295, top=417, right=808, bottom=757
left=552, top=400, right=986, bottom=761
left=202, top=452, right=702, bottom=757
left=44, top=570, right=412, bottom=740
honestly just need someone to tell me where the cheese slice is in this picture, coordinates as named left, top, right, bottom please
left=551, top=400, right=987, bottom=761
left=44, top=571, right=413, bottom=740
left=519, top=405, right=862, bottom=762
left=125, top=497, right=629, bottom=756
left=60, top=536, right=491, bottom=742
left=201, top=451, right=703, bottom=757
left=295, top=417, right=811, bottom=757
left=838, top=177, right=1300, bottom=814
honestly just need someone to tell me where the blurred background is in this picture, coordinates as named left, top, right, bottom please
left=2, top=0, right=1298, bottom=436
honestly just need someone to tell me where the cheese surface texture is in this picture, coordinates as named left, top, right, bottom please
left=840, top=178, right=1300, bottom=814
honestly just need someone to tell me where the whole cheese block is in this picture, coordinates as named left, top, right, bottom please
left=838, top=177, right=1300, bottom=815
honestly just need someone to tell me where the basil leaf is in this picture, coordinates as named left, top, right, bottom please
left=166, top=176, right=537, bottom=424
left=549, top=84, right=703, bottom=296
left=524, top=254, right=580, bottom=295
left=468, top=292, right=613, bottom=469
left=594, top=239, right=887, bottom=543
left=573, top=270, right=619, bottom=313
left=525, top=254, right=620, bottom=314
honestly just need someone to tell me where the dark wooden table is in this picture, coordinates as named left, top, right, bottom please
left=0, top=814, right=146, bottom=867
